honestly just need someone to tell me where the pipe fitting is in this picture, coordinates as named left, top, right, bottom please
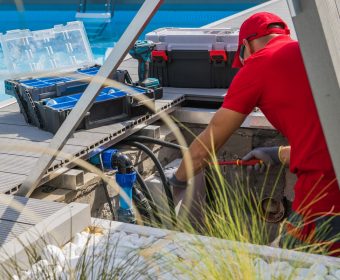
left=112, top=152, right=134, bottom=174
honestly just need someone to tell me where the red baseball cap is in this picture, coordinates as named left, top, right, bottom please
left=232, top=12, right=290, bottom=68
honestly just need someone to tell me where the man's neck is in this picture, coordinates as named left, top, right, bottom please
left=252, top=34, right=285, bottom=52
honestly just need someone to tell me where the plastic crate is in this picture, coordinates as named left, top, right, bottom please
left=5, top=68, right=93, bottom=126
left=5, top=66, right=161, bottom=130
left=0, top=21, right=95, bottom=126
left=146, top=28, right=240, bottom=88
left=5, top=65, right=96, bottom=127
left=5, top=65, right=134, bottom=101
left=36, top=85, right=155, bottom=134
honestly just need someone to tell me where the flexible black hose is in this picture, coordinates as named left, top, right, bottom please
left=133, top=185, right=153, bottom=226
left=126, top=135, right=187, bottom=151
left=98, top=155, right=116, bottom=220
left=135, top=170, right=162, bottom=226
left=122, top=141, right=177, bottom=227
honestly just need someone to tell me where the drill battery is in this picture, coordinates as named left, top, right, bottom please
left=139, top=78, right=163, bottom=99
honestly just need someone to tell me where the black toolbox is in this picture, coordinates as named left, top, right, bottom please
left=146, top=28, right=239, bottom=88
left=5, top=66, right=161, bottom=133
left=4, top=65, right=152, bottom=128
left=35, top=85, right=156, bottom=133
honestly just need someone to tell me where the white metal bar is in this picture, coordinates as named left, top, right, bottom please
left=17, top=0, right=164, bottom=197
left=204, top=0, right=297, bottom=40
left=290, top=0, right=340, bottom=189
left=286, top=0, right=302, bottom=17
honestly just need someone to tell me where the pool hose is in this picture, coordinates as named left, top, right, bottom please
left=90, top=149, right=156, bottom=225
left=121, top=140, right=177, bottom=227
left=135, top=170, right=162, bottom=226
left=126, top=135, right=186, bottom=150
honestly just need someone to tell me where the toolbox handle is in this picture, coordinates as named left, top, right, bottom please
left=152, top=50, right=168, bottom=61
left=209, top=50, right=227, bottom=62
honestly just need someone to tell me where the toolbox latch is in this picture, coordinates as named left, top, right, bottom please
left=209, top=50, right=227, bottom=62
left=152, top=50, right=168, bottom=62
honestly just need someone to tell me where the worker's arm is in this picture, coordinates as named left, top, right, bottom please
left=279, top=146, right=291, bottom=165
left=175, top=108, right=247, bottom=182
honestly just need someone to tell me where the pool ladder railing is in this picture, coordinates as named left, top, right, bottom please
left=76, top=0, right=114, bottom=39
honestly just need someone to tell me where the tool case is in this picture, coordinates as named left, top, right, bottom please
left=0, top=21, right=162, bottom=133
left=5, top=65, right=137, bottom=103
left=36, top=85, right=155, bottom=133
left=4, top=64, right=145, bottom=129
left=146, top=27, right=240, bottom=88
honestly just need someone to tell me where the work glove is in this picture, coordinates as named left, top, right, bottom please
left=167, top=173, right=187, bottom=189
left=242, top=146, right=280, bottom=173
left=164, top=166, right=187, bottom=189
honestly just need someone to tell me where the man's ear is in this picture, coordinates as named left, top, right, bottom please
left=243, top=39, right=254, bottom=54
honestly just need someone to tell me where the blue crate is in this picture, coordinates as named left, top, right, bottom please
left=43, top=87, right=129, bottom=111
left=12, top=66, right=101, bottom=103
left=77, top=66, right=100, bottom=76
left=20, top=76, right=75, bottom=88
left=44, top=96, right=78, bottom=110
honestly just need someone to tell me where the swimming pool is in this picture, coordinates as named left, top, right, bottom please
left=0, top=7, right=246, bottom=102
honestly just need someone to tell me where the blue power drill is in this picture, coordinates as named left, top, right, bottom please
left=129, top=40, right=156, bottom=83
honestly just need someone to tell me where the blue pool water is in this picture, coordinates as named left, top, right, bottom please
left=0, top=7, right=246, bottom=102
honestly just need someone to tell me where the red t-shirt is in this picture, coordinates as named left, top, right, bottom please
left=222, top=35, right=340, bottom=215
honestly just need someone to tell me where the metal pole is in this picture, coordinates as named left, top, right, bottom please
left=288, top=0, right=340, bottom=188
left=17, top=0, right=164, bottom=197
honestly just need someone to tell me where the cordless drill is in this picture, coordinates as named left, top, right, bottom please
left=129, top=40, right=156, bottom=83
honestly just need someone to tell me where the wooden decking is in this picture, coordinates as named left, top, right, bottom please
left=0, top=92, right=185, bottom=194
left=0, top=57, right=270, bottom=194
left=0, top=58, right=186, bottom=194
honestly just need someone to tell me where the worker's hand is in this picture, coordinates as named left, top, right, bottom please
left=242, top=146, right=280, bottom=173
left=167, top=173, right=187, bottom=189
left=164, top=167, right=187, bottom=189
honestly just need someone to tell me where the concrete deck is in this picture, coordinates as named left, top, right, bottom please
left=0, top=194, right=90, bottom=273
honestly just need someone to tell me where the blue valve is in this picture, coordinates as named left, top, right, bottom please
left=89, top=149, right=118, bottom=170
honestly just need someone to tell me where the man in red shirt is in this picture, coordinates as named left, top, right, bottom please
left=170, top=12, right=340, bottom=255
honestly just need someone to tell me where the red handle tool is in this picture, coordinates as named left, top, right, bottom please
left=209, top=159, right=263, bottom=166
